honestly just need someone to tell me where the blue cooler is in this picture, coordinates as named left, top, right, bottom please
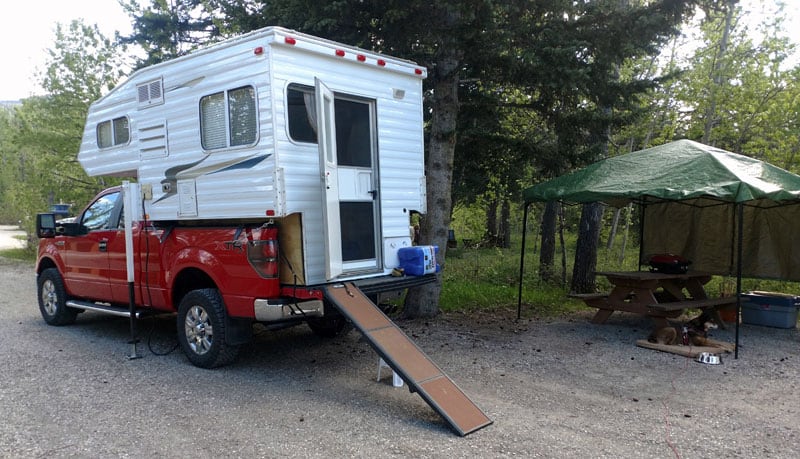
left=740, top=292, right=800, bottom=328
left=398, top=245, right=440, bottom=276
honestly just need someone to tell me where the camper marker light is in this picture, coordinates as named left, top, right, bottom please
left=253, top=46, right=264, bottom=55
left=415, top=68, right=423, bottom=75
left=377, top=59, right=386, bottom=67
left=266, top=209, right=275, bottom=217
left=335, top=49, right=345, bottom=57
left=357, top=54, right=366, bottom=62
left=284, top=36, right=296, bottom=45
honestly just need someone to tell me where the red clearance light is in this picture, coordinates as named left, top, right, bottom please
left=335, top=49, right=345, bottom=57
left=284, top=36, right=296, bottom=45
left=266, top=209, right=275, bottom=217
left=253, top=46, right=264, bottom=55
left=357, top=54, right=366, bottom=62
left=377, top=59, right=386, bottom=66
left=415, top=68, right=423, bottom=75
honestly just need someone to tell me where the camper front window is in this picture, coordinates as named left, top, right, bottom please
left=200, top=86, right=257, bottom=150
left=96, top=117, right=130, bottom=149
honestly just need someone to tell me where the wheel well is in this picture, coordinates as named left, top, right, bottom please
left=172, top=268, right=218, bottom=310
left=36, top=257, right=57, bottom=275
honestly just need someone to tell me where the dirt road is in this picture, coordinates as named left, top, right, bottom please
left=2, top=252, right=800, bottom=457
left=0, top=224, right=26, bottom=250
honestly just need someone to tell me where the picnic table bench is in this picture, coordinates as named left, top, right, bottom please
left=571, top=271, right=734, bottom=329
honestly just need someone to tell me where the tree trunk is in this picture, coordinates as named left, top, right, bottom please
left=403, top=46, right=461, bottom=319
left=500, top=198, right=511, bottom=249
left=619, top=203, right=632, bottom=265
left=538, top=200, right=558, bottom=282
left=558, top=203, right=567, bottom=286
left=485, top=197, right=497, bottom=246
left=570, top=202, right=604, bottom=293
left=606, top=207, right=621, bottom=250
left=702, top=0, right=736, bottom=144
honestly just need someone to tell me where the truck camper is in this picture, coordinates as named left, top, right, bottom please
left=35, top=27, right=490, bottom=436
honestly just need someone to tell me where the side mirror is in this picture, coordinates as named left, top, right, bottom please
left=36, top=213, right=57, bottom=238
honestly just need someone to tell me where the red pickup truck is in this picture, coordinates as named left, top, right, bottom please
left=35, top=187, right=432, bottom=368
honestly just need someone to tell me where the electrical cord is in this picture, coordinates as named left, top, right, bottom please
left=145, top=314, right=179, bottom=356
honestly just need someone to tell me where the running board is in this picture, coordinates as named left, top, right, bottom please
left=66, top=300, right=144, bottom=319
left=323, top=282, right=492, bottom=436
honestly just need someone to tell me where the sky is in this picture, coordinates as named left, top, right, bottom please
left=0, top=0, right=798, bottom=102
left=0, top=0, right=135, bottom=101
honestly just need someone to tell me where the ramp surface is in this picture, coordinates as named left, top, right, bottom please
left=324, top=282, right=492, bottom=436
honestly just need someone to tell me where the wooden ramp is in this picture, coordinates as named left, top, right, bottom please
left=324, top=282, right=492, bottom=436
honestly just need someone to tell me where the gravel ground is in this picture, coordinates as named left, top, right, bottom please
left=2, top=241, right=800, bottom=457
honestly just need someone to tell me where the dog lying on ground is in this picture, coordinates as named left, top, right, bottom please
left=648, top=311, right=718, bottom=346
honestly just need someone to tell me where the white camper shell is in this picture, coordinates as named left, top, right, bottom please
left=78, top=27, right=428, bottom=285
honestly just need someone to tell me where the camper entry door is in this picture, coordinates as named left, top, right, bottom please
left=315, top=78, right=381, bottom=280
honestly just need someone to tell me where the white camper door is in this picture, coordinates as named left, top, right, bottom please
left=315, top=78, right=343, bottom=280
left=315, top=79, right=381, bottom=280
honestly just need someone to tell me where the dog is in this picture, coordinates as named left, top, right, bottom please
left=648, top=311, right=718, bottom=346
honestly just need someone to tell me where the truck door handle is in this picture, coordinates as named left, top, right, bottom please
left=99, top=240, right=108, bottom=252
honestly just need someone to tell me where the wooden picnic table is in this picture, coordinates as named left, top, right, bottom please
left=571, top=270, right=736, bottom=329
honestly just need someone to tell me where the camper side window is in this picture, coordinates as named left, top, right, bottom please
left=96, top=117, right=130, bottom=149
left=200, top=86, right=258, bottom=150
left=287, top=85, right=317, bottom=143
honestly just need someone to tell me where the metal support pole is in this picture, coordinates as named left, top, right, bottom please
left=735, top=203, right=744, bottom=359
left=122, top=181, right=141, bottom=360
left=128, top=281, right=141, bottom=360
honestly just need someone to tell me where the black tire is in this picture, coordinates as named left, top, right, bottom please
left=37, top=268, right=78, bottom=326
left=176, top=289, right=240, bottom=368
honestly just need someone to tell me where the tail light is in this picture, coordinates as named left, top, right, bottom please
left=247, top=225, right=279, bottom=279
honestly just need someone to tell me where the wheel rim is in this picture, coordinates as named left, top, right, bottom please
left=41, top=279, right=58, bottom=317
left=184, top=305, right=213, bottom=355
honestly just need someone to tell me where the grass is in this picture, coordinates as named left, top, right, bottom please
left=440, top=243, right=592, bottom=317
left=6, top=227, right=798, bottom=318
left=439, top=235, right=800, bottom=319
left=0, top=247, right=35, bottom=262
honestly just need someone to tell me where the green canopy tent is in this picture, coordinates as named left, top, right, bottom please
left=518, top=139, right=800, bottom=357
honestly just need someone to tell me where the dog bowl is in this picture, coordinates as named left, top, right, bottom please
left=696, top=352, right=722, bottom=365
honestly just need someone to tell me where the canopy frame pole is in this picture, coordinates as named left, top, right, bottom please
left=735, top=202, right=744, bottom=359
left=638, top=199, right=646, bottom=270
left=517, top=202, right=531, bottom=320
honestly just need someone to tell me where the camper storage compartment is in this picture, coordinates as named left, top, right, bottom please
left=740, top=292, right=800, bottom=328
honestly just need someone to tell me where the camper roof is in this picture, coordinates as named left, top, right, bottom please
left=96, top=26, right=426, bottom=105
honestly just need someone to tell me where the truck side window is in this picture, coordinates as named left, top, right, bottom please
left=82, top=192, right=121, bottom=231
left=200, top=86, right=257, bottom=150
left=287, top=85, right=317, bottom=143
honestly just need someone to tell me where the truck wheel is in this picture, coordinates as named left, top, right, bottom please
left=177, top=289, right=240, bottom=368
left=37, top=268, right=78, bottom=326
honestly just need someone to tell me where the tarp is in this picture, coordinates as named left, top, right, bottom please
left=522, top=139, right=800, bottom=281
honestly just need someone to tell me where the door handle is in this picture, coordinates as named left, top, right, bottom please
left=368, top=190, right=377, bottom=200
left=99, top=240, right=108, bottom=252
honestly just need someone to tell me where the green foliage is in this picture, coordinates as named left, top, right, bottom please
left=0, top=20, right=123, bottom=235
left=120, top=0, right=219, bottom=67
